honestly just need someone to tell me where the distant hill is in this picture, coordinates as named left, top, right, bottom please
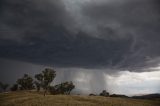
left=132, top=94, right=160, bottom=99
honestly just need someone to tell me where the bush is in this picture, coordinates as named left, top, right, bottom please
left=10, top=84, right=18, bottom=91
left=0, top=82, right=9, bottom=92
left=49, top=81, right=75, bottom=95
left=89, top=94, right=96, bottom=96
left=99, top=90, right=109, bottom=97
left=110, top=94, right=128, bottom=98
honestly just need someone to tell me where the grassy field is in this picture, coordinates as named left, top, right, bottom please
left=0, top=91, right=160, bottom=106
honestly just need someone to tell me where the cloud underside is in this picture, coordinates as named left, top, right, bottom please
left=0, top=0, right=160, bottom=72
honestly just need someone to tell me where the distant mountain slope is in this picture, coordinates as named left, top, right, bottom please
left=132, top=94, right=160, bottom=99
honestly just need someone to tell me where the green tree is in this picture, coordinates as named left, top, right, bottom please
left=68, top=81, right=75, bottom=94
left=0, top=82, right=9, bottom=92
left=17, top=74, right=34, bottom=90
left=64, top=81, right=75, bottom=95
left=49, top=81, right=75, bottom=95
left=35, top=68, right=56, bottom=96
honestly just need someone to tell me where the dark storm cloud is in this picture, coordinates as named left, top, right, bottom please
left=0, top=0, right=160, bottom=72
left=0, top=0, right=71, bottom=40
left=80, top=0, right=160, bottom=70
left=0, top=32, right=132, bottom=69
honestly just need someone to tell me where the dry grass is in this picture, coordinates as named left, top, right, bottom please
left=0, top=91, right=160, bottom=106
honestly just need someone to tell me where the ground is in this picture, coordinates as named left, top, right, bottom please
left=0, top=91, right=160, bottom=106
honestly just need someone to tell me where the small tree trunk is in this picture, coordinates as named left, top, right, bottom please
left=68, top=91, right=71, bottom=95
left=44, top=89, right=47, bottom=96
left=44, top=87, right=48, bottom=96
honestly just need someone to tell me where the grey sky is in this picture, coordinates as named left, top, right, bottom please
left=0, top=0, right=160, bottom=95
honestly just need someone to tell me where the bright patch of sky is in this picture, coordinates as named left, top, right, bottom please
left=105, top=71, right=160, bottom=96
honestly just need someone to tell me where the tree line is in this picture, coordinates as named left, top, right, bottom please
left=0, top=68, right=128, bottom=98
left=0, top=68, right=75, bottom=96
left=89, top=90, right=128, bottom=98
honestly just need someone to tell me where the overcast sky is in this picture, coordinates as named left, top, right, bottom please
left=0, top=0, right=160, bottom=95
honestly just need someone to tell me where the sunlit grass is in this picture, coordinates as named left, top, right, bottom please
left=0, top=91, right=160, bottom=106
